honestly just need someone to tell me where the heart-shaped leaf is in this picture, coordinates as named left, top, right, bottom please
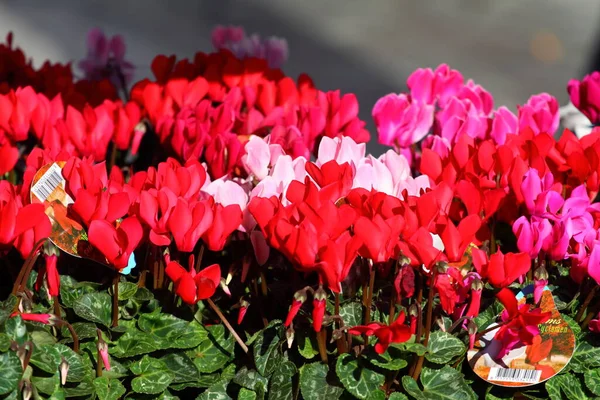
left=402, top=366, right=476, bottom=400
left=299, top=363, right=343, bottom=400
left=569, top=340, right=600, bottom=373
left=32, top=374, right=60, bottom=395
left=253, top=324, right=282, bottom=376
left=60, top=277, right=100, bottom=309
left=585, top=369, right=600, bottom=396
left=29, top=343, right=89, bottom=382
left=73, top=292, right=112, bottom=326
left=5, top=315, right=28, bottom=344
left=138, top=312, right=188, bottom=339
left=187, top=325, right=234, bottom=374
left=233, top=367, right=268, bottom=394
left=160, top=353, right=199, bottom=383
left=425, top=331, right=466, bottom=364
left=130, top=355, right=174, bottom=394
left=93, top=376, right=127, bottom=400
left=0, top=296, right=17, bottom=324
left=339, top=302, right=362, bottom=327
left=116, top=282, right=139, bottom=301
left=0, top=352, right=22, bottom=395
left=296, top=331, right=319, bottom=360
left=110, top=329, right=159, bottom=357
left=336, top=353, right=385, bottom=400
left=238, top=388, right=257, bottom=400
left=546, top=374, right=587, bottom=400
left=366, top=346, right=408, bottom=370
left=268, top=361, right=296, bottom=400
left=196, top=380, right=232, bottom=400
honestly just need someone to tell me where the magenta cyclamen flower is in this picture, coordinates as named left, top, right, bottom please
left=372, top=93, right=434, bottom=148
left=567, top=72, right=600, bottom=124
left=517, top=93, right=559, bottom=135
left=407, top=64, right=464, bottom=106
left=211, top=25, right=289, bottom=69
left=489, top=106, right=518, bottom=145
left=78, top=28, right=135, bottom=88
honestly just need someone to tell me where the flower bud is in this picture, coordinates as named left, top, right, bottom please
left=286, top=326, right=295, bottom=348
left=312, top=286, right=327, bottom=332
left=284, top=290, right=308, bottom=328
left=470, top=278, right=484, bottom=291
left=534, top=264, right=549, bottom=281
left=20, top=380, right=32, bottom=400
left=468, top=320, right=477, bottom=350
left=219, top=278, right=231, bottom=296
left=59, top=356, right=69, bottom=385
left=237, top=300, right=249, bottom=325
left=435, top=261, right=448, bottom=275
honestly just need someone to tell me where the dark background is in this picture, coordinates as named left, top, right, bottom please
left=1, top=0, right=597, bottom=154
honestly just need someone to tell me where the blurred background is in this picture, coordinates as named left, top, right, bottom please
left=1, top=0, right=599, bottom=153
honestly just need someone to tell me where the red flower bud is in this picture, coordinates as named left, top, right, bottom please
left=237, top=300, right=249, bottom=325
left=465, top=279, right=483, bottom=318
left=284, top=290, right=308, bottom=327
left=468, top=320, right=477, bottom=350
left=312, top=287, right=327, bottom=332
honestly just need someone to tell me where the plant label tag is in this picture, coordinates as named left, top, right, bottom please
left=467, top=286, right=575, bottom=387
left=30, top=162, right=134, bottom=274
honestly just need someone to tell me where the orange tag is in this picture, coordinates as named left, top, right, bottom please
left=467, top=287, right=575, bottom=387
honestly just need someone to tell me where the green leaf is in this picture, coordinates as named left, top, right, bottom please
left=253, top=325, right=282, bottom=376
left=48, top=388, right=67, bottom=400
left=29, top=343, right=89, bottom=382
left=0, top=352, right=22, bottom=395
left=388, top=394, right=409, bottom=400
left=299, top=363, right=343, bottom=400
left=336, top=353, right=385, bottom=400
left=339, top=302, right=362, bottom=327
left=474, top=301, right=501, bottom=330
left=238, top=388, right=256, bottom=400
left=31, top=328, right=57, bottom=346
left=171, top=321, right=208, bottom=349
left=546, top=374, right=587, bottom=400
left=73, top=292, right=112, bottom=326
left=60, top=322, right=98, bottom=343
left=562, top=314, right=582, bottom=338
left=268, top=360, right=296, bottom=400
left=0, top=296, right=17, bottom=324
left=93, top=376, right=127, bottom=400
left=160, top=353, right=199, bottom=383
left=196, top=380, right=232, bottom=400
left=134, top=287, right=155, bottom=302
left=392, top=342, right=428, bottom=356
left=187, top=325, right=234, bottom=374
left=110, top=329, right=159, bottom=357
left=366, top=346, right=408, bottom=370
left=32, top=374, right=60, bottom=395
left=584, top=369, right=600, bottom=396
left=170, top=374, right=220, bottom=391
left=425, top=331, right=466, bottom=364
left=0, top=333, right=11, bottom=351
left=570, top=340, right=600, bottom=373
left=233, top=367, right=268, bottom=393
left=117, top=282, right=139, bottom=301
left=130, top=355, right=174, bottom=394
left=5, top=315, right=28, bottom=344
left=220, top=364, right=237, bottom=382
left=138, top=312, right=188, bottom=339
left=60, top=277, right=100, bottom=309
left=63, top=377, right=95, bottom=397
left=402, top=366, right=477, bottom=400
left=296, top=331, right=319, bottom=360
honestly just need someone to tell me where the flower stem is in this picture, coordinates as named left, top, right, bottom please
left=111, top=274, right=119, bottom=328
left=364, top=265, right=376, bottom=325
left=576, top=285, right=599, bottom=323
left=195, top=244, right=205, bottom=273
left=53, top=296, right=61, bottom=318
left=334, top=292, right=347, bottom=354
left=11, top=238, right=46, bottom=296
left=316, top=329, right=328, bottom=363
left=207, top=298, right=248, bottom=353
left=59, top=320, right=79, bottom=353
left=411, top=270, right=436, bottom=381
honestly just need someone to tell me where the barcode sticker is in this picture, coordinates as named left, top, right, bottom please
left=488, top=367, right=542, bottom=384
left=31, top=163, right=64, bottom=202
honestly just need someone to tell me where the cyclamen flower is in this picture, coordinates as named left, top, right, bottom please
left=407, top=64, right=464, bottom=106
left=372, top=93, right=434, bottom=148
left=165, top=260, right=221, bottom=305
left=517, top=93, right=559, bottom=135
left=567, top=72, right=600, bottom=124
left=78, top=28, right=135, bottom=88
left=348, top=311, right=412, bottom=354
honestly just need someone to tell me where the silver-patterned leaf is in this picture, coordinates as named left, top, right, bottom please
left=336, top=353, right=386, bottom=400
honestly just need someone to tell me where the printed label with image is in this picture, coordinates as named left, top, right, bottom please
left=467, top=286, right=575, bottom=387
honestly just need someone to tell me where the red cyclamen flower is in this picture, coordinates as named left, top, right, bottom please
left=348, top=311, right=412, bottom=354
left=165, top=260, right=221, bottom=305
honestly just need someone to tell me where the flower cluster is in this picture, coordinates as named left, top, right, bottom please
left=4, top=25, right=600, bottom=400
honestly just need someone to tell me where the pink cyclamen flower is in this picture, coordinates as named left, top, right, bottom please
left=78, top=28, right=135, bottom=87
left=456, top=80, right=494, bottom=116
left=316, top=136, right=365, bottom=168
left=407, top=64, right=464, bottom=106
left=372, top=93, right=434, bottom=148
left=12, top=313, right=56, bottom=325
left=436, top=96, right=488, bottom=142
left=518, top=93, right=560, bottom=135
left=567, top=72, right=600, bottom=124
left=489, top=106, right=518, bottom=145
left=590, top=312, right=600, bottom=333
